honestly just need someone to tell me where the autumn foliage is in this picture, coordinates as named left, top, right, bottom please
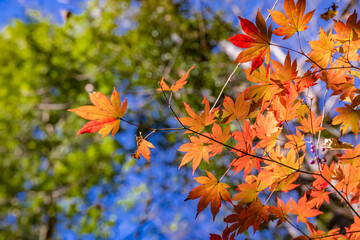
left=70, top=0, right=360, bottom=239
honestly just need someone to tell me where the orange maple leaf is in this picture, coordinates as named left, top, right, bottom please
left=271, top=51, right=299, bottom=83
left=131, top=135, right=155, bottom=162
left=233, top=175, right=267, bottom=203
left=232, top=120, right=255, bottom=151
left=253, top=111, right=282, bottom=151
left=332, top=104, right=360, bottom=137
left=308, top=189, right=330, bottom=209
left=268, top=197, right=291, bottom=226
left=333, top=11, right=360, bottom=42
left=270, top=173, right=300, bottom=192
left=271, top=0, right=315, bottom=39
left=204, top=123, right=231, bottom=157
left=333, top=11, right=360, bottom=62
left=307, top=28, right=336, bottom=69
left=337, top=143, right=360, bottom=166
left=313, top=162, right=335, bottom=190
left=347, top=216, right=360, bottom=239
left=229, top=9, right=272, bottom=72
left=284, top=129, right=306, bottom=152
left=230, top=120, right=259, bottom=177
left=157, top=64, right=195, bottom=92
left=68, top=88, right=127, bottom=137
left=179, top=95, right=216, bottom=133
left=291, top=195, right=322, bottom=223
left=243, top=65, right=278, bottom=110
left=320, top=65, right=356, bottom=100
left=264, top=148, right=303, bottom=182
left=230, top=151, right=259, bottom=177
left=300, top=222, right=341, bottom=240
left=297, top=111, right=325, bottom=134
left=185, top=170, right=232, bottom=220
left=178, top=135, right=211, bottom=174
left=334, top=164, right=360, bottom=199
left=220, top=93, right=250, bottom=123
left=271, top=92, right=302, bottom=123
left=294, top=70, right=319, bottom=93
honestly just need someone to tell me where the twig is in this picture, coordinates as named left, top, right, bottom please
left=210, top=63, right=241, bottom=112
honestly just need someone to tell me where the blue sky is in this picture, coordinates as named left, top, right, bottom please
left=0, top=0, right=87, bottom=27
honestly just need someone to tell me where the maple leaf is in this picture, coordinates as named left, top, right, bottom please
left=298, top=222, right=342, bottom=240
left=291, top=195, right=322, bottom=223
left=333, top=11, right=360, bottom=62
left=204, top=124, right=231, bottom=157
left=244, top=54, right=299, bottom=112
left=264, top=148, right=303, bottom=183
left=243, top=65, right=278, bottom=110
left=271, top=51, right=299, bottom=82
left=268, top=198, right=291, bottom=226
left=185, top=170, right=232, bottom=220
left=320, top=65, right=356, bottom=100
left=307, top=28, right=336, bottom=69
left=232, top=120, right=255, bottom=151
left=297, top=111, right=325, bottom=134
left=157, top=64, right=195, bottom=91
left=337, top=143, right=360, bottom=166
left=131, top=134, right=155, bottom=162
left=220, top=93, right=250, bottom=123
left=333, top=11, right=360, bottom=42
left=271, top=0, right=315, bottom=39
left=270, top=173, right=300, bottom=192
left=294, top=70, right=319, bottom=93
left=233, top=175, right=267, bottom=203
left=332, top=104, right=360, bottom=137
left=253, top=111, right=282, bottom=151
left=225, top=200, right=269, bottom=235
left=179, top=95, right=216, bottom=133
left=69, top=88, right=127, bottom=137
left=229, top=9, right=272, bottom=72
left=347, top=216, right=360, bottom=239
left=313, top=162, right=335, bottom=190
left=271, top=91, right=302, bottom=123
left=230, top=151, right=260, bottom=177
left=209, top=234, right=222, bottom=240
left=178, top=135, right=211, bottom=174
left=308, top=189, right=330, bottom=209
left=334, top=164, right=360, bottom=199
left=231, top=121, right=259, bottom=177
left=284, top=129, right=306, bottom=152
left=320, top=5, right=338, bottom=21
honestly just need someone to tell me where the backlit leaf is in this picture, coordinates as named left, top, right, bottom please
left=185, top=170, right=232, bottom=220
left=271, top=0, right=315, bottom=39
left=69, top=88, right=127, bottom=137
left=229, top=9, right=272, bottom=72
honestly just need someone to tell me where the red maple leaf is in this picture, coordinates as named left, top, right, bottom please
left=229, top=10, right=272, bottom=72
